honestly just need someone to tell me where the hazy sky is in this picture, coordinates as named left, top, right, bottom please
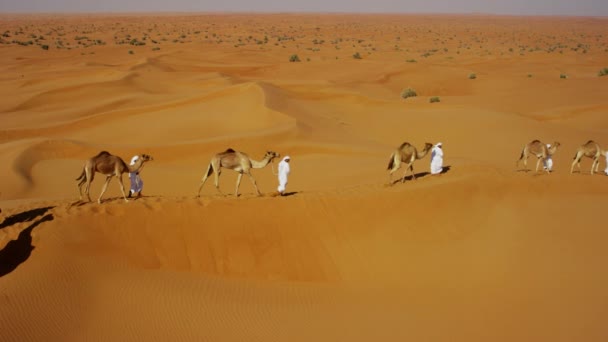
left=1, top=0, right=607, bottom=16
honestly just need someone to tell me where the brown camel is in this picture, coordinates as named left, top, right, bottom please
left=516, top=140, right=560, bottom=173
left=387, top=142, right=433, bottom=184
left=197, top=148, right=280, bottom=197
left=76, top=151, right=153, bottom=204
left=570, top=140, right=604, bottom=174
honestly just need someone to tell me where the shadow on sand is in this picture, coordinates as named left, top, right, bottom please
left=0, top=206, right=54, bottom=231
left=0, top=210, right=54, bottom=277
left=391, top=165, right=451, bottom=185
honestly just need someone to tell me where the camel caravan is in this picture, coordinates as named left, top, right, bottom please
left=73, top=139, right=607, bottom=204
left=516, top=139, right=608, bottom=175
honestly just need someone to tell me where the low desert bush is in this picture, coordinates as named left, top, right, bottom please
left=468, top=73, right=477, bottom=79
left=598, top=68, right=608, bottom=77
left=429, top=96, right=440, bottom=103
left=401, top=88, right=417, bottom=100
left=289, top=54, right=300, bottom=62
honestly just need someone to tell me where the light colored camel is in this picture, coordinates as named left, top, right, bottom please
left=570, top=140, right=605, bottom=174
left=387, top=142, right=433, bottom=184
left=197, top=148, right=279, bottom=197
left=516, top=140, right=560, bottom=173
left=76, top=151, right=153, bottom=204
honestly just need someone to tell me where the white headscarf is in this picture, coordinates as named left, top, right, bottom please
left=130, top=155, right=139, bottom=166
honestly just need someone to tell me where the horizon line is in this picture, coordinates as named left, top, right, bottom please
left=0, top=10, right=607, bottom=18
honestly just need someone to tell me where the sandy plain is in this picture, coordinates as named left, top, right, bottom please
left=1, top=13, right=608, bottom=341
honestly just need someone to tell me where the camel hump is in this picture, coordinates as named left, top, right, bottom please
left=586, top=140, right=595, bottom=145
left=399, top=142, right=411, bottom=149
left=531, top=139, right=541, bottom=144
left=224, top=148, right=236, bottom=153
left=95, top=151, right=111, bottom=157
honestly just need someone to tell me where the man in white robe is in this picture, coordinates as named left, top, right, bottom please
left=430, top=142, right=443, bottom=175
left=277, top=156, right=291, bottom=195
left=129, top=155, right=144, bottom=197
left=544, top=144, right=554, bottom=172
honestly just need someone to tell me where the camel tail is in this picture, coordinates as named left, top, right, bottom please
left=387, top=153, right=395, bottom=170
left=205, top=163, right=214, bottom=178
left=75, top=169, right=85, bottom=181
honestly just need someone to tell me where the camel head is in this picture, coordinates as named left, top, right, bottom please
left=130, top=154, right=154, bottom=166
left=548, top=142, right=560, bottom=155
left=264, top=151, right=280, bottom=162
left=140, top=154, right=154, bottom=162
left=424, top=143, right=433, bottom=151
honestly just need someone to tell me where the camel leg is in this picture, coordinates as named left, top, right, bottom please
left=402, top=162, right=414, bottom=182
left=197, top=164, right=213, bottom=197
left=570, top=160, right=575, bottom=173
left=407, top=162, right=418, bottom=181
left=535, top=158, right=542, bottom=173
left=388, top=156, right=400, bottom=184
left=85, top=172, right=95, bottom=202
left=592, top=158, right=599, bottom=175
left=78, top=178, right=85, bottom=201
left=400, top=165, right=409, bottom=183
left=97, top=176, right=113, bottom=204
left=117, top=174, right=129, bottom=203
left=246, top=172, right=261, bottom=196
left=214, top=168, right=222, bottom=194
left=235, top=173, right=243, bottom=196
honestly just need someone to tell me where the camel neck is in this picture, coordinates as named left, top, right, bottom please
left=251, top=157, right=270, bottom=169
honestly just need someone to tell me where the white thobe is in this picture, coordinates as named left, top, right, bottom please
left=430, top=146, right=443, bottom=175
left=277, top=159, right=291, bottom=194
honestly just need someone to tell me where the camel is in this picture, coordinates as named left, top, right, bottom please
left=516, top=140, right=560, bottom=173
left=570, top=140, right=605, bottom=174
left=197, top=148, right=280, bottom=197
left=76, top=151, right=153, bottom=204
left=387, top=142, right=433, bottom=184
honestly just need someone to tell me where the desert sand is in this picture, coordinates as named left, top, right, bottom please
left=1, top=13, right=608, bottom=341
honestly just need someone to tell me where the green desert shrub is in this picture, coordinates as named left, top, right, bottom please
left=406, top=59, right=417, bottom=63
left=353, top=52, right=362, bottom=59
left=429, top=96, right=440, bottom=103
left=289, top=54, right=300, bottom=62
left=41, top=44, right=49, bottom=50
left=560, top=73, right=568, bottom=79
left=468, top=73, right=477, bottom=79
left=401, top=88, right=417, bottom=100
left=598, top=68, right=608, bottom=76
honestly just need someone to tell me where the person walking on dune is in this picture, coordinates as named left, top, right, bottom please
left=430, top=142, right=444, bottom=175
left=277, top=156, right=291, bottom=195
left=544, top=143, right=554, bottom=172
left=129, top=155, right=145, bottom=198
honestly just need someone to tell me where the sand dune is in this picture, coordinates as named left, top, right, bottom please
left=1, top=13, right=608, bottom=341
